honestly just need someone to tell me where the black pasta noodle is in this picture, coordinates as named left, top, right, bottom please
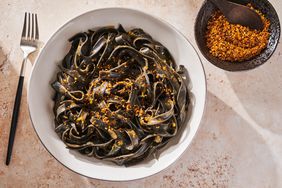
left=52, top=24, right=189, bottom=165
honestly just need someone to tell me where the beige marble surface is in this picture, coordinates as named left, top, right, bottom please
left=0, top=0, right=282, bottom=187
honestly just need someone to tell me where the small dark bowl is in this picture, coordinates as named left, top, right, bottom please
left=195, top=0, right=280, bottom=71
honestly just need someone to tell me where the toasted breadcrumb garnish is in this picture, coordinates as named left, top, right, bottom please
left=206, top=4, right=270, bottom=62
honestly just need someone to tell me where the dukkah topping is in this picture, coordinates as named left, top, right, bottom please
left=206, top=4, right=270, bottom=62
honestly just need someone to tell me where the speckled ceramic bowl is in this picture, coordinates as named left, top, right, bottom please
left=195, top=0, right=280, bottom=71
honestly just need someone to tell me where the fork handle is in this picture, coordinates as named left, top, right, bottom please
left=6, top=75, right=24, bottom=165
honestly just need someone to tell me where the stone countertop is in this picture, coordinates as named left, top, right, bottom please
left=0, top=0, right=281, bottom=187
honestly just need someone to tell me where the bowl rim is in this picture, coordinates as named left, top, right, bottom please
left=194, top=0, right=281, bottom=72
left=27, top=7, right=207, bottom=181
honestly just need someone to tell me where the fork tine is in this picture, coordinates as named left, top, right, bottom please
left=35, top=14, right=39, bottom=40
left=31, top=13, right=35, bottom=39
left=21, top=12, right=27, bottom=38
left=27, top=13, right=31, bottom=38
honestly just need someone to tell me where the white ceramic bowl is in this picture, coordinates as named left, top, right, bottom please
left=28, top=8, right=206, bottom=181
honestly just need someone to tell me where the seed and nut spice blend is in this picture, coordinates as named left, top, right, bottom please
left=206, top=5, right=270, bottom=62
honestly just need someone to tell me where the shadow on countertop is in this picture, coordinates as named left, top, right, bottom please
left=226, top=43, right=282, bottom=135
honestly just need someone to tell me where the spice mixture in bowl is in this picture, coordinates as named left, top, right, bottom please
left=195, top=0, right=280, bottom=71
left=206, top=5, right=270, bottom=62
